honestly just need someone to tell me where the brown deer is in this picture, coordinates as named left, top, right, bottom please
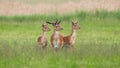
left=47, top=20, right=64, bottom=49
left=37, top=23, right=50, bottom=48
left=63, top=21, right=80, bottom=48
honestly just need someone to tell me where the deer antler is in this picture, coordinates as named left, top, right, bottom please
left=55, top=19, right=58, bottom=23
left=47, top=19, right=60, bottom=24
left=57, top=19, right=61, bottom=24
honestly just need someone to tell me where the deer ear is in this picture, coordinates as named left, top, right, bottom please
left=72, top=21, right=74, bottom=25
left=42, top=24, right=44, bottom=27
left=76, top=20, right=78, bottom=23
left=46, top=22, right=52, bottom=24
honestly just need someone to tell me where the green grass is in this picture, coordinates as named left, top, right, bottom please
left=0, top=10, right=120, bottom=22
left=0, top=11, right=120, bottom=68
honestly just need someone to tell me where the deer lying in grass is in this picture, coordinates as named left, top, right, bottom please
left=47, top=20, right=64, bottom=49
left=37, top=23, right=50, bottom=48
left=63, top=21, right=80, bottom=48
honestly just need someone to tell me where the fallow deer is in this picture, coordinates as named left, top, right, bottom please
left=37, top=23, right=50, bottom=48
left=63, top=21, right=80, bottom=48
left=47, top=20, right=64, bottom=49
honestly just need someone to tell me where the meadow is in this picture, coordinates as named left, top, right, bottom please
left=0, top=11, right=120, bottom=68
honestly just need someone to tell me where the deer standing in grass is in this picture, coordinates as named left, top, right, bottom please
left=47, top=20, right=64, bottom=49
left=37, top=23, right=50, bottom=48
left=63, top=21, right=80, bottom=48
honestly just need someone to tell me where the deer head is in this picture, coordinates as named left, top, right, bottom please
left=72, top=20, right=80, bottom=30
left=42, top=23, right=50, bottom=32
left=47, top=19, right=63, bottom=31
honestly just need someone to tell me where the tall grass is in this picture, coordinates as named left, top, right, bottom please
left=0, top=11, right=120, bottom=68
left=0, top=10, right=120, bottom=22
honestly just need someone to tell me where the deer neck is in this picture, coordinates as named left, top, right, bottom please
left=71, top=28, right=76, bottom=38
left=42, top=31, right=46, bottom=38
left=54, top=30, right=59, bottom=39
